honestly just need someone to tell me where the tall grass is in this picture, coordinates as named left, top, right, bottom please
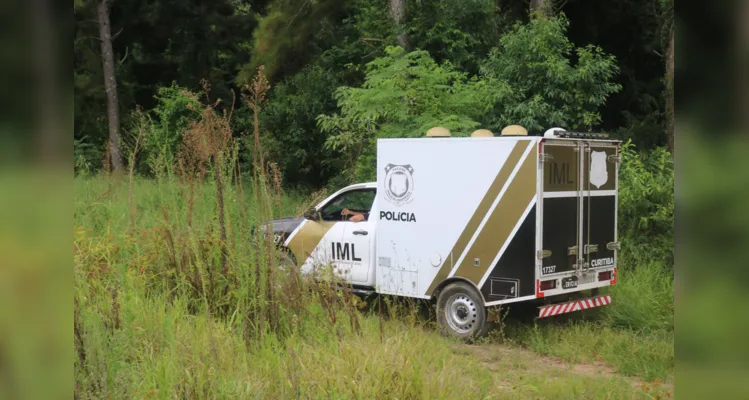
left=74, top=71, right=371, bottom=396
left=604, top=262, right=674, bottom=333
left=74, top=174, right=672, bottom=398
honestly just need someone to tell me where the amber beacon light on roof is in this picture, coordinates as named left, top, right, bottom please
left=426, top=127, right=451, bottom=137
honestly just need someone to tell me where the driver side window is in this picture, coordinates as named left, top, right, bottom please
left=320, top=189, right=376, bottom=222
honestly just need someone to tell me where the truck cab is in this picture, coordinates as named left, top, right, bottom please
left=274, top=182, right=379, bottom=288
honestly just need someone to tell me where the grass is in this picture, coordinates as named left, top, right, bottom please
left=74, top=173, right=674, bottom=399
left=496, top=262, right=675, bottom=383
left=505, top=321, right=673, bottom=382
left=75, top=283, right=666, bottom=399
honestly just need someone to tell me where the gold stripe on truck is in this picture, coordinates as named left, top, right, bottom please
left=425, top=140, right=531, bottom=295
left=452, top=147, right=537, bottom=284
left=286, top=221, right=337, bottom=265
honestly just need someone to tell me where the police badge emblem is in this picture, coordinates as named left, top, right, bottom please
left=384, top=163, right=414, bottom=206
left=589, top=151, right=608, bottom=188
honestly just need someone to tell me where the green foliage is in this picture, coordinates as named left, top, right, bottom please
left=318, top=16, right=623, bottom=182
left=74, top=0, right=256, bottom=168
left=317, top=46, right=489, bottom=182
left=142, top=84, right=202, bottom=175
left=618, top=141, right=674, bottom=266
left=254, top=65, right=343, bottom=188
left=74, top=136, right=103, bottom=175
left=558, top=0, right=666, bottom=145
left=75, top=0, right=670, bottom=176
left=479, top=15, right=622, bottom=133
left=406, top=0, right=505, bottom=74
left=239, top=0, right=346, bottom=82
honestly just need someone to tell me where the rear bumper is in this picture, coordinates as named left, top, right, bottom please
left=538, top=295, right=611, bottom=318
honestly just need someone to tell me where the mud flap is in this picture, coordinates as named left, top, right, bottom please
left=538, top=295, right=612, bottom=318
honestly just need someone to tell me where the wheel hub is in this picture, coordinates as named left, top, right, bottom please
left=445, top=294, right=478, bottom=334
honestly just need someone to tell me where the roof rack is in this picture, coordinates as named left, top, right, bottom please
left=556, top=131, right=610, bottom=139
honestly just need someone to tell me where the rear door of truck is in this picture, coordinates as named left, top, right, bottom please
left=540, top=140, right=580, bottom=279
left=538, top=138, right=619, bottom=295
left=582, top=141, right=619, bottom=272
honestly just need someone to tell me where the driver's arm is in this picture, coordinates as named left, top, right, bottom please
left=348, top=212, right=365, bottom=222
left=341, top=208, right=367, bottom=222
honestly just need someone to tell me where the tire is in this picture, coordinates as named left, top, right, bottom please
left=436, top=281, right=489, bottom=341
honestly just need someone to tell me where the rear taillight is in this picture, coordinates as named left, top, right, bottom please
left=539, top=279, right=557, bottom=291
left=598, top=271, right=612, bottom=281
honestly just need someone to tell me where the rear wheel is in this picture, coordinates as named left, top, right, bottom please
left=436, top=282, right=489, bottom=341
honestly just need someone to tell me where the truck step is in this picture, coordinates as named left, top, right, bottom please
left=538, top=295, right=611, bottom=318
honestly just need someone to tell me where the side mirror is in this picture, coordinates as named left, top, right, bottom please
left=303, top=207, right=320, bottom=221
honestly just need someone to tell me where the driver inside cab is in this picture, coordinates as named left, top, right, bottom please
left=341, top=208, right=368, bottom=222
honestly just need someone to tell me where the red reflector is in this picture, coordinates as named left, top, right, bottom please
left=598, top=271, right=612, bottom=281
left=539, top=279, right=556, bottom=291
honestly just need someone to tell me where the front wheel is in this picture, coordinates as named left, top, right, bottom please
left=436, top=282, right=489, bottom=341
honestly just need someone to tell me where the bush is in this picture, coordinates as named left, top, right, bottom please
left=143, top=84, right=202, bottom=176
left=618, top=141, right=674, bottom=267
left=479, top=14, right=622, bottom=132
left=317, top=46, right=491, bottom=182
left=253, top=65, right=343, bottom=188
left=74, top=136, right=103, bottom=175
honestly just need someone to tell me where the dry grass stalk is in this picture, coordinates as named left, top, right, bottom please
left=126, top=107, right=147, bottom=230
left=243, top=66, right=273, bottom=344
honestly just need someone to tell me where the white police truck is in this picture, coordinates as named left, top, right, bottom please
left=264, top=126, right=620, bottom=339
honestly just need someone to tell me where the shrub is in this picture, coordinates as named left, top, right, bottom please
left=143, top=84, right=203, bottom=176
left=317, top=46, right=489, bottom=182
left=74, top=136, right=103, bottom=175
left=479, top=14, right=622, bottom=132
left=618, top=141, right=674, bottom=267
left=253, top=65, right=343, bottom=188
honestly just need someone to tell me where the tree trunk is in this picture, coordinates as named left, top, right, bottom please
left=665, top=25, right=674, bottom=154
left=389, top=0, right=408, bottom=50
left=531, top=0, right=553, bottom=16
left=97, top=0, right=124, bottom=171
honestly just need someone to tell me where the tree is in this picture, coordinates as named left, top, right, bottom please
left=480, top=15, right=622, bottom=133
left=559, top=0, right=666, bottom=149
left=405, top=0, right=505, bottom=74
left=389, top=0, right=407, bottom=49
left=531, top=0, right=554, bottom=15
left=317, top=18, right=622, bottom=182
left=240, top=0, right=345, bottom=82
left=660, top=0, right=674, bottom=153
left=317, top=46, right=491, bottom=182
left=257, top=65, right=342, bottom=187
left=665, top=24, right=674, bottom=153
left=97, top=0, right=124, bottom=170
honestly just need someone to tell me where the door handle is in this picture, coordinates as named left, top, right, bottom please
left=584, top=244, right=598, bottom=254
left=353, top=230, right=368, bottom=236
